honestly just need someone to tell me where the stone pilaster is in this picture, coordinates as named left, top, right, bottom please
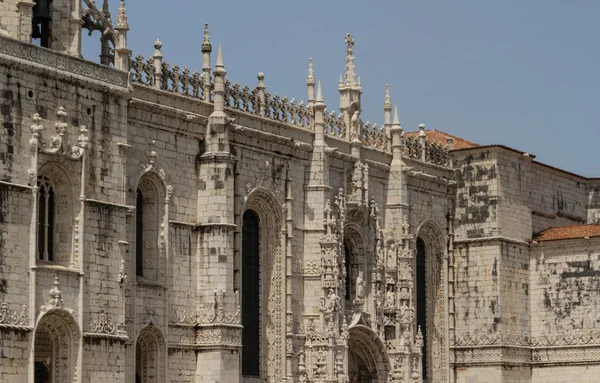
left=195, top=45, right=241, bottom=381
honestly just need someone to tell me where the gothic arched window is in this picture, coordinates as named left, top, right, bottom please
left=37, top=176, right=55, bottom=262
left=135, top=175, right=162, bottom=281
left=416, top=237, right=428, bottom=381
left=241, top=209, right=260, bottom=378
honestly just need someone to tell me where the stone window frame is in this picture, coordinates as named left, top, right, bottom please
left=35, top=162, right=76, bottom=268
left=133, top=172, right=168, bottom=286
left=240, top=188, right=284, bottom=382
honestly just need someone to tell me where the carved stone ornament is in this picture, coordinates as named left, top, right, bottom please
left=40, top=276, right=74, bottom=315
left=89, top=310, right=116, bottom=334
left=0, top=302, right=30, bottom=330
left=29, top=108, right=90, bottom=161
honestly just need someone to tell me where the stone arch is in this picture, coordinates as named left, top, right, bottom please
left=348, top=324, right=392, bottom=383
left=132, top=171, right=169, bottom=283
left=241, top=187, right=284, bottom=382
left=37, top=162, right=76, bottom=266
left=33, top=308, right=80, bottom=383
left=135, top=323, right=167, bottom=383
left=415, top=219, right=447, bottom=383
left=343, top=223, right=367, bottom=305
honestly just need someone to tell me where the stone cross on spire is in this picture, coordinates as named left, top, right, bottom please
left=344, top=33, right=357, bottom=86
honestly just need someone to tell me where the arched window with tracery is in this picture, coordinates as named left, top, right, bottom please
left=241, top=209, right=260, bottom=378
left=36, top=164, right=73, bottom=266
left=37, top=176, right=55, bottom=262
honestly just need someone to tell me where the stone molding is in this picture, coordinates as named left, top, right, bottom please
left=0, top=35, right=130, bottom=93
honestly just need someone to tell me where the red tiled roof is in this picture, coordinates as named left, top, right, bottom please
left=404, top=129, right=479, bottom=150
left=533, top=224, right=600, bottom=242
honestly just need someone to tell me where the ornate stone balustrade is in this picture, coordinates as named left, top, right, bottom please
left=324, top=109, right=345, bottom=139
left=403, top=134, right=450, bottom=166
left=127, top=47, right=455, bottom=164
left=360, top=121, right=387, bottom=151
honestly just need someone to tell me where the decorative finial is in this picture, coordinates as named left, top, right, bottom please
left=202, top=22, right=212, bottom=51
left=116, top=0, right=128, bottom=29
left=153, top=39, right=163, bottom=57
left=213, top=45, right=227, bottom=76
left=418, top=123, right=426, bottom=137
left=307, top=58, right=315, bottom=84
left=339, top=74, right=343, bottom=85
left=344, top=33, right=357, bottom=85
left=384, top=84, right=392, bottom=108
left=316, top=81, right=323, bottom=102
left=345, top=33, right=355, bottom=54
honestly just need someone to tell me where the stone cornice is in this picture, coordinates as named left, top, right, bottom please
left=454, top=236, right=530, bottom=246
left=0, top=36, right=130, bottom=95
left=232, top=124, right=312, bottom=152
left=129, top=98, right=208, bottom=130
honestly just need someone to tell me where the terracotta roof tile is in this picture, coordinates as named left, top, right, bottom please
left=404, top=129, right=479, bottom=150
left=533, top=224, right=600, bottom=242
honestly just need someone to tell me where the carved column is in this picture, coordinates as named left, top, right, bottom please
left=17, top=1, right=36, bottom=42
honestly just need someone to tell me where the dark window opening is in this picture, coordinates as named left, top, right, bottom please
left=34, top=329, right=52, bottom=383
left=32, top=0, right=53, bottom=48
left=416, top=237, right=428, bottom=381
left=136, top=189, right=144, bottom=276
left=37, top=177, right=54, bottom=262
left=242, top=209, right=260, bottom=377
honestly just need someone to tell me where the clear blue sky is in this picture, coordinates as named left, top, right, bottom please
left=83, top=1, right=599, bottom=177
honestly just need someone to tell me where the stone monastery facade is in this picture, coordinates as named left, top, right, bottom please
left=1, top=1, right=600, bottom=383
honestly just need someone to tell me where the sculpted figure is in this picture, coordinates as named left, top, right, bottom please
left=355, top=270, right=365, bottom=299
left=327, top=289, right=339, bottom=312
left=386, top=286, right=396, bottom=309
left=387, top=244, right=396, bottom=269
left=350, top=110, right=361, bottom=141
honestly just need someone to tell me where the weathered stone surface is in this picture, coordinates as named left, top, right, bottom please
left=0, top=5, right=595, bottom=383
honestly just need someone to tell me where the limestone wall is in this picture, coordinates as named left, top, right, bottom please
left=530, top=162, right=587, bottom=234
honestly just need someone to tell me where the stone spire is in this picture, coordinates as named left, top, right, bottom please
left=212, top=45, right=227, bottom=115
left=383, top=85, right=393, bottom=152
left=343, top=33, right=356, bottom=86
left=338, top=33, right=362, bottom=140
left=307, top=58, right=316, bottom=105
left=113, top=0, right=131, bottom=71
left=116, top=0, right=128, bottom=30
left=314, top=81, right=327, bottom=143
left=384, top=85, right=392, bottom=110
left=202, top=23, right=212, bottom=102
left=316, top=81, right=324, bottom=104
left=202, top=22, right=212, bottom=52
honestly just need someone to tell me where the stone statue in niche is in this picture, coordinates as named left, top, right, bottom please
left=355, top=270, right=365, bottom=299
left=386, top=285, right=396, bottom=309
left=387, top=243, right=396, bottom=269
left=327, top=288, right=340, bottom=312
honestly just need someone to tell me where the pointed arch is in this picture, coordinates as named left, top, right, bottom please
left=33, top=308, right=80, bottom=383
left=132, top=171, right=170, bottom=283
left=348, top=324, right=392, bottom=382
left=241, top=188, right=284, bottom=382
left=135, top=323, right=167, bottom=383
left=415, top=219, right=448, bottom=383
